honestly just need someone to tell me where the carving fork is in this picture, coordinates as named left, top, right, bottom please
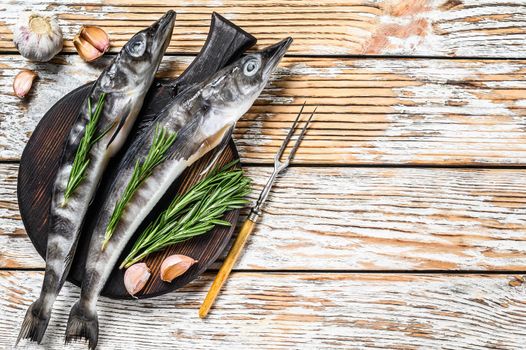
left=199, top=103, right=316, bottom=318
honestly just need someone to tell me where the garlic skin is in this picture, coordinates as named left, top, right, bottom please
left=124, top=263, right=151, bottom=297
left=80, top=26, right=110, bottom=52
left=73, top=26, right=110, bottom=62
left=13, top=13, right=63, bottom=62
left=160, top=255, right=197, bottom=282
left=13, top=70, right=38, bottom=98
left=73, top=35, right=102, bottom=63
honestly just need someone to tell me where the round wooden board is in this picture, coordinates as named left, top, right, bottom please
left=18, top=81, right=240, bottom=299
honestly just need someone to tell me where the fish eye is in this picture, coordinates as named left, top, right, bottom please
left=127, top=34, right=146, bottom=57
left=243, top=58, right=260, bottom=76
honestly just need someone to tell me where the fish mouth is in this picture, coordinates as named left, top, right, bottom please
left=150, top=10, right=176, bottom=53
left=261, top=37, right=293, bottom=76
left=157, top=10, right=176, bottom=34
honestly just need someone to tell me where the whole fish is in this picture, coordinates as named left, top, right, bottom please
left=65, top=37, right=292, bottom=349
left=17, top=11, right=176, bottom=344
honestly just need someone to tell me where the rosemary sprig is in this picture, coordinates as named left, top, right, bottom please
left=63, top=92, right=107, bottom=205
left=120, top=161, right=251, bottom=269
left=103, top=125, right=177, bottom=248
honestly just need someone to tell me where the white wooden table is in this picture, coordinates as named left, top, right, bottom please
left=1, top=0, right=526, bottom=348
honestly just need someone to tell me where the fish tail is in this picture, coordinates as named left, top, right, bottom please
left=16, top=298, right=51, bottom=345
left=65, top=301, right=99, bottom=349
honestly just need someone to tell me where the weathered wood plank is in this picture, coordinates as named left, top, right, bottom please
left=2, top=55, right=526, bottom=165
left=3, top=163, right=526, bottom=271
left=2, top=271, right=526, bottom=349
left=2, top=0, right=526, bottom=57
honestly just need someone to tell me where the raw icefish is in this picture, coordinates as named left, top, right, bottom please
left=65, top=37, right=292, bottom=349
left=17, top=11, right=176, bottom=344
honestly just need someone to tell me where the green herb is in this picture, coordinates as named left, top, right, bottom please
left=63, top=93, right=107, bottom=205
left=103, top=125, right=177, bottom=248
left=120, top=161, right=251, bottom=269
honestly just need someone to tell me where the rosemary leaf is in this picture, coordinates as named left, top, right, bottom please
left=120, top=162, right=250, bottom=269
left=63, top=93, right=107, bottom=205
left=103, top=125, right=177, bottom=248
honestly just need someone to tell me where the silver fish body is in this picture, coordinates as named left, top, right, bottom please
left=65, top=37, right=292, bottom=349
left=17, top=11, right=175, bottom=345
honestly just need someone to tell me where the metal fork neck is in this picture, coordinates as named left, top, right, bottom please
left=252, top=167, right=281, bottom=219
left=249, top=103, right=316, bottom=223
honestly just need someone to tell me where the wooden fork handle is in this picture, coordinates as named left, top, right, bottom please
left=199, top=217, right=257, bottom=318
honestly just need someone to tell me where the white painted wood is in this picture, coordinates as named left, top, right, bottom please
left=2, top=1, right=526, bottom=349
left=2, top=56, right=526, bottom=165
left=1, top=0, right=526, bottom=57
left=3, top=164, right=526, bottom=271
left=2, top=271, right=526, bottom=349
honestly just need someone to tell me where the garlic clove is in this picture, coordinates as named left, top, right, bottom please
left=13, top=70, right=38, bottom=98
left=13, top=13, right=63, bottom=62
left=73, top=34, right=104, bottom=62
left=73, top=26, right=110, bottom=62
left=80, top=26, right=110, bottom=53
left=160, top=255, right=197, bottom=282
left=124, top=262, right=151, bottom=297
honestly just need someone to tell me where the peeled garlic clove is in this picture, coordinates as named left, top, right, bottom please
left=124, top=262, right=151, bottom=297
left=73, top=26, right=109, bottom=62
left=160, top=255, right=197, bottom=282
left=13, top=13, right=63, bottom=62
left=80, top=26, right=110, bottom=53
left=13, top=70, right=38, bottom=98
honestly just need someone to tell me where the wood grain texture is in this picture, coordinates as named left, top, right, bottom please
left=2, top=0, right=526, bottom=347
left=2, top=55, right=526, bottom=165
left=2, top=271, right=526, bottom=349
left=2, top=0, right=526, bottom=57
left=200, top=217, right=257, bottom=318
left=3, top=164, right=526, bottom=271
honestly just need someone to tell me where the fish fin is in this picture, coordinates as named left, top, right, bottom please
left=65, top=301, right=99, bottom=350
left=167, top=122, right=233, bottom=165
left=135, top=112, right=159, bottom=136
left=16, top=299, right=51, bottom=345
left=199, top=126, right=234, bottom=175
left=176, top=12, right=256, bottom=88
left=105, top=111, right=128, bottom=149
left=61, top=252, right=75, bottom=285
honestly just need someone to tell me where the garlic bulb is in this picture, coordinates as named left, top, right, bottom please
left=13, top=69, right=38, bottom=98
left=13, top=13, right=63, bottom=62
left=124, top=262, right=151, bottom=297
left=160, top=255, right=197, bottom=282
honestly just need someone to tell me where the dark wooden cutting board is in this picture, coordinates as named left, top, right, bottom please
left=17, top=13, right=256, bottom=299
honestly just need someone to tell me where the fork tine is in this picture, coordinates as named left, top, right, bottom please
left=286, top=106, right=317, bottom=163
left=275, top=101, right=306, bottom=162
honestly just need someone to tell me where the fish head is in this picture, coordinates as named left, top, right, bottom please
left=101, top=10, right=175, bottom=94
left=189, top=37, right=292, bottom=152
left=230, top=37, right=292, bottom=99
left=204, top=37, right=293, bottom=115
left=120, top=10, right=176, bottom=75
